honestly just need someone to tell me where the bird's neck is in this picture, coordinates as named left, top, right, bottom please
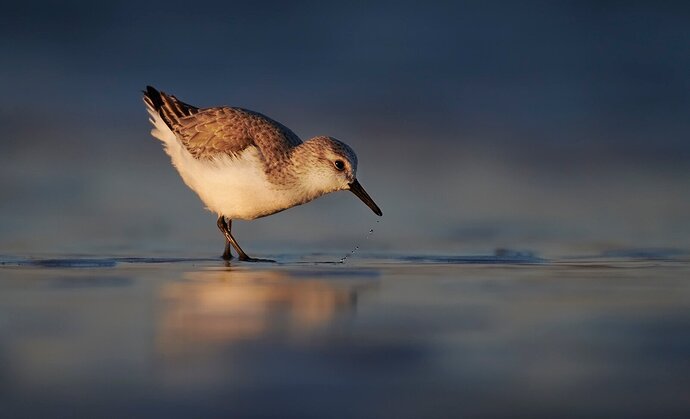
left=285, top=141, right=334, bottom=201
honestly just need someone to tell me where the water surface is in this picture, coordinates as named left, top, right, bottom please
left=1, top=252, right=689, bottom=418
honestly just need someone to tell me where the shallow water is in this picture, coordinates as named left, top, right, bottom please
left=1, top=252, right=689, bottom=418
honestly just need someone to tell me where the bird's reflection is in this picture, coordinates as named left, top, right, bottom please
left=156, top=267, right=374, bottom=359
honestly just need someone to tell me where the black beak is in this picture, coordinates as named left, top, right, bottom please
left=348, top=179, right=383, bottom=216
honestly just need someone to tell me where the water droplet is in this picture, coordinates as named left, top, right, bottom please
left=339, top=220, right=380, bottom=263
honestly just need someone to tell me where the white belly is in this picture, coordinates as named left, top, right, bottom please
left=148, top=108, right=300, bottom=219
left=176, top=147, right=302, bottom=219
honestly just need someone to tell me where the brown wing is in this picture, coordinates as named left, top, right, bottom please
left=143, top=86, right=302, bottom=160
left=143, top=85, right=200, bottom=125
left=173, top=107, right=303, bottom=160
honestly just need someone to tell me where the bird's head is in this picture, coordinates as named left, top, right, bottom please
left=297, top=136, right=382, bottom=216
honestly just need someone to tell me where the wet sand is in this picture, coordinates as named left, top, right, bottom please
left=1, top=252, right=689, bottom=418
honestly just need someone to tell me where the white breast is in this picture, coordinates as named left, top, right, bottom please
left=148, top=107, right=300, bottom=219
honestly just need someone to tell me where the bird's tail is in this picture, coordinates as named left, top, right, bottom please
left=142, top=85, right=199, bottom=130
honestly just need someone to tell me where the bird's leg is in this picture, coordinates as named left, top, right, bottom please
left=221, top=218, right=250, bottom=260
left=222, top=239, right=233, bottom=261
left=217, top=216, right=234, bottom=260
left=216, top=216, right=273, bottom=262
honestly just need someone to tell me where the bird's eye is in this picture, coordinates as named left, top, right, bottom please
left=334, top=160, right=345, bottom=171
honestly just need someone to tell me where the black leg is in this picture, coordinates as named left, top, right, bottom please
left=222, top=239, right=233, bottom=260
left=217, top=216, right=234, bottom=260
left=216, top=216, right=273, bottom=262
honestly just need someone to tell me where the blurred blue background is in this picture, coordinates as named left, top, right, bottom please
left=2, top=1, right=689, bottom=257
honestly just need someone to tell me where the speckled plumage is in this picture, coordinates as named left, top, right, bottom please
left=143, top=86, right=381, bottom=260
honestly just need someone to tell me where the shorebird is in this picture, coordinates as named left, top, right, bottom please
left=143, top=86, right=382, bottom=262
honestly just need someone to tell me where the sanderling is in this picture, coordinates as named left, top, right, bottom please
left=143, top=86, right=382, bottom=262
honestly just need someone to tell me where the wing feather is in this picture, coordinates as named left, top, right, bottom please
left=144, top=86, right=302, bottom=160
